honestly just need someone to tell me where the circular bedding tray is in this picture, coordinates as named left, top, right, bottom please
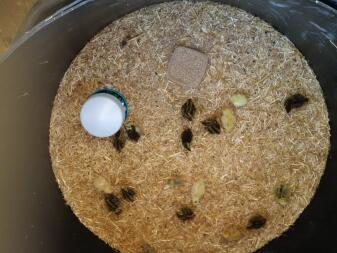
left=49, top=2, right=330, bottom=253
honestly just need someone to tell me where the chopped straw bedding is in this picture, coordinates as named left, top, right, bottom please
left=49, top=1, right=330, bottom=253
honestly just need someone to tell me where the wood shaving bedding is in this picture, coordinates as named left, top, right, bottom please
left=49, top=2, right=330, bottom=253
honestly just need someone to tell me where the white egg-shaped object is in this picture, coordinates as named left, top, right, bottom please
left=80, top=92, right=126, bottom=138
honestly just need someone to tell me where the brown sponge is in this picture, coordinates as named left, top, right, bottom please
left=167, top=46, right=209, bottom=90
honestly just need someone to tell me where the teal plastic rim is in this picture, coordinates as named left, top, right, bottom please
left=92, top=87, right=129, bottom=119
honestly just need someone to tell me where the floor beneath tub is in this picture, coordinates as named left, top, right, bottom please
left=0, top=0, right=37, bottom=54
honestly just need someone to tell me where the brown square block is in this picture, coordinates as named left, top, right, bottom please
left=168, top=47, right=209, bottom=90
